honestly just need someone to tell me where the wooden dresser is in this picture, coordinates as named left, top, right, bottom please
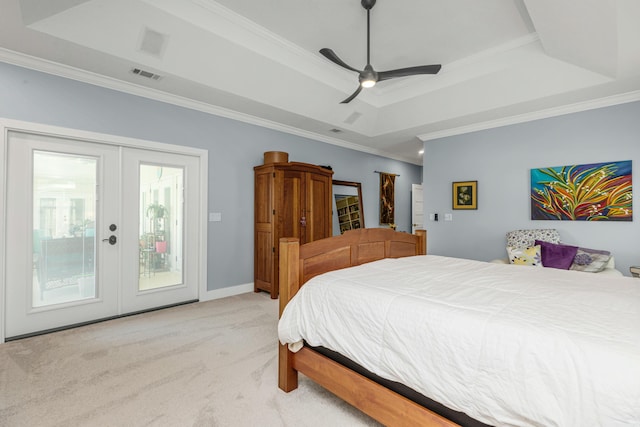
left=254, top=161, right=333, bottom=298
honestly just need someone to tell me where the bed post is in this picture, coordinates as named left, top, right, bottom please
left=278, top=237, right=301, bottom=392
left=416, top=229, right=427, bottom=255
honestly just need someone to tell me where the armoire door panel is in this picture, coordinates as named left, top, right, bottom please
left=254, top=172, right=273, bottom=224
left=281, top=171, right=303, bottom=241
left=254, top=227, right=273, bottom=293
left=307, top=173, right=332, bottom=242
left=254, top=170, right=275, bottom=296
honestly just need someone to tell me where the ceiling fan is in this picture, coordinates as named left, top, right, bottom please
left=320, top=0, right=441, bottom=104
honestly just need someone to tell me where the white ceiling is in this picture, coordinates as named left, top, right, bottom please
left=1, top=0, right=639, bottom=164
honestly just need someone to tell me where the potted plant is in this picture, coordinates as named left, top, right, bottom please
left=146, top=203, right=167, bottom=230
left=146, top=203, right=167, bottom=221
left=146, top=203, right=169, bottom=260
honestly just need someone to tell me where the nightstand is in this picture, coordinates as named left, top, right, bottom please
left=630, top=266, right=640, bottom=278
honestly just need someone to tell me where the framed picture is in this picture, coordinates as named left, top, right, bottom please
left=452, top=181, right=477, bottom=210
left=530, top=160, right=632, bottom=221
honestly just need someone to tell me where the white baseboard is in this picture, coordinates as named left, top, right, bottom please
left=200, top=282, right=254, bottom=302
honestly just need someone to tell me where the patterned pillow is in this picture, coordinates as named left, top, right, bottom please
left=507, top=245, right=543, bottom=267
left=570, top=247, right=612, bottom=273
left=506, top=229, right=560, bottom=248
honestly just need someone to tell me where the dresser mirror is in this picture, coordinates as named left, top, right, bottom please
left=332, top=180, right=364, bottom=235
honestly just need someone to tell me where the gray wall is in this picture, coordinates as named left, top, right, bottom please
left=423, top=100, right=640, bottom=276
left=0, top=61, right=422, bottom=291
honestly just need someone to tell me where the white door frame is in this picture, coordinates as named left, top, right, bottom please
left=411, top=183, right=424, bottom=234
left=0, top=118, right=208, bottom=343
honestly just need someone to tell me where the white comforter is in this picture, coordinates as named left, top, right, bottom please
left=278, top=255, right=640, bottom=427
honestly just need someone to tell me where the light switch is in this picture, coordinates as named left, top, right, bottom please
left=209, top=212, right=222, bottom=222
left=444, top=213, right=453, bottom=221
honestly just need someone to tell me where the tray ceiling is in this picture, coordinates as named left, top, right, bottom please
left=1, top=0, right=639, bottom=164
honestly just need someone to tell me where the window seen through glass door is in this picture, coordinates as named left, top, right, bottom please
left=139, top=164, right=184, bottom=290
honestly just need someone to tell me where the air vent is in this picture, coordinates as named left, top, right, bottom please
left=131, top=68, right=162, bottom=81
left=329, top=128, right=342, bottom=133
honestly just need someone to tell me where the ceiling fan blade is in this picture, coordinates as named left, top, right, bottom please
left=340, top=86, right=363, bottom=104
left=320, top=48, right=362, bottom=73
left=377, top=64, right=442, bottom=82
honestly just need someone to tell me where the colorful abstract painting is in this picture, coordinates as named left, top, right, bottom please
left=530, top=160, right=632, bottom=221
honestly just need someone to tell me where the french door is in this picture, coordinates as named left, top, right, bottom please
left=120, top=147, right=200, bottom=314
left=4, top=128, right=201, bottom=339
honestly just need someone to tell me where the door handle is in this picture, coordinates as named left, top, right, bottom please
left=102, top=235, right=117, bottom=245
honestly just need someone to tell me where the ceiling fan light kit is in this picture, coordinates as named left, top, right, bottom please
left=320, top=0, right=441, bottom=103
left=359, top=65, right=378, bottom=88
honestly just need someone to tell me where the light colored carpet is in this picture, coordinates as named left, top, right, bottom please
left=0, top=292, right=381, bottom=426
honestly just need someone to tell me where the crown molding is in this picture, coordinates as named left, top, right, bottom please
left=418, top=89, right=640, bottom=142
left=3, top=44, right=635, bottom=166
left=0, top=48, right=419, bottom=164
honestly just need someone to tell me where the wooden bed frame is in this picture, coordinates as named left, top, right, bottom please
left=278, top=228, right=461, bottom=427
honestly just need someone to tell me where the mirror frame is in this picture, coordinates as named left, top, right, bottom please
left=332, top=180, right=365, bottom=234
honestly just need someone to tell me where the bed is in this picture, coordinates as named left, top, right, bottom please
left=277, top=228, right=640, bottom=426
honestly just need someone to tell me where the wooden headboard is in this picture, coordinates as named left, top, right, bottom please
left=278, top=228, right=426, bottom=316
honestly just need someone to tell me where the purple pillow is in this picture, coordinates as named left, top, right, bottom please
left=534, top=240, right=579, bottom=270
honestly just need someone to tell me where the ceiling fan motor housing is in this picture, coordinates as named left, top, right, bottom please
left=359, top=65, right=378, bottom=87
left=361, top=0, right=376, bottom=10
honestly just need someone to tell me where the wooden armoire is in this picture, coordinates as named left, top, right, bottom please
left=254, top=161, right=333, bottom=298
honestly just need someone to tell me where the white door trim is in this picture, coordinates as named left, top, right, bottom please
left=0, top=118, right=208, bottom=343
left=411, top=183, right=424, bottom=234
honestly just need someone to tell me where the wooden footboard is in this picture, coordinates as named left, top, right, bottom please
left=277, top=229, right=459, bottom=426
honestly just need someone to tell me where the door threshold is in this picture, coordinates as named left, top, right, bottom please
left=5, top=299, right=199, bottom=342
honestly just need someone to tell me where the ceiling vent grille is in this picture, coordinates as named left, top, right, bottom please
left=131, top=68, right=162, bottom=81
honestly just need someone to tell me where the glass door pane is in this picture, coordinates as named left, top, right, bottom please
left=33, top=151, right=97, bottom=307
left=138, top=164, right=183, bottom=291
